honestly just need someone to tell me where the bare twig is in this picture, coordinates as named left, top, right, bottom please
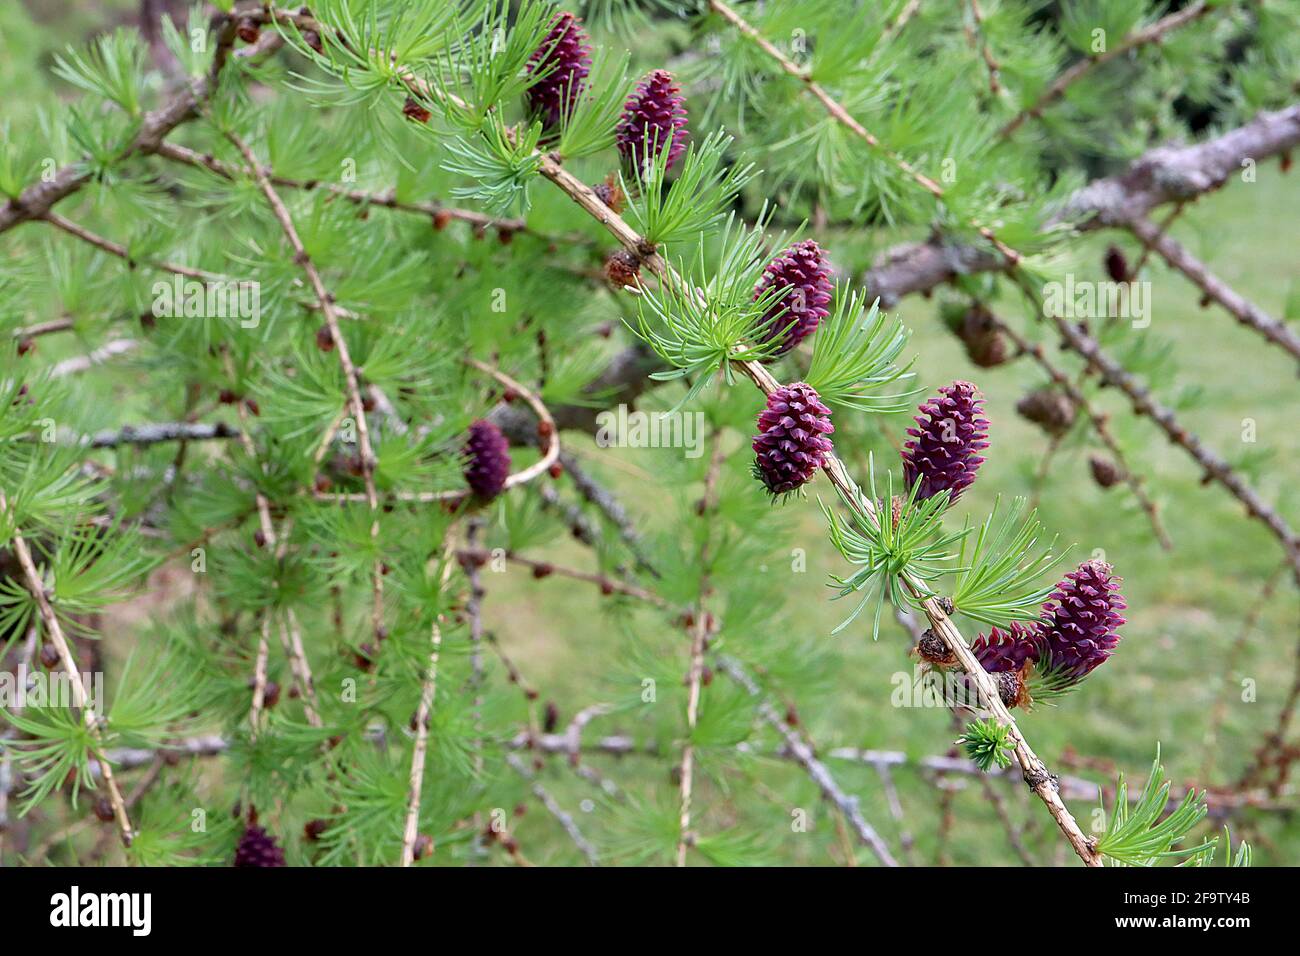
left=85, top=421, right=240, bottom=448
left=980, top=777, right=1035, bottom=866
left=872, top=761, right=917, bottom=866
left=882, top=0, right=923, bottom=44
left=49, top=340, right=138, bottom=378
left=456, top=548, right=666, bottom=607
left=10, top=318, right=74, bottom=339
left=1238, top=597, right=1300, bottom=795
left=1129, top=202, right=1186, bottom=278
left=1128, top=216, right=1300, bottom=365
left=557, top=452, right=658, bottom=576
left=400, top=554, right=456, bottom=866
left=400, top=618, right=443, bottom=866
left=506, top=753, right=601, bottom=866
left=1202, top=564, right=1287, bottom=780
left=965, top=0, right=1002, bottom=96
left=152, top=141, right=573, bottom=241
left=213, top=348, right=324, bottom=730
left=86, top=734, right=1296, bottom=813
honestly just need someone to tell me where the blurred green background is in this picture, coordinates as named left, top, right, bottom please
left=4, top=0, right=1297, bottom=866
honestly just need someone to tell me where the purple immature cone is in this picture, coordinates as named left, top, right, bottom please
left=752, top=383, right=834, bottom=496
left=616, top=69, right=689, bottom=176
left=464, top=419, right=511, bottom=500
left=971, top=622, right=1042, bottom=674
left=752, top=240, right=833, bottom=356
left=234, top=825, right=286, bottom=867
left=525, top=12, right=591, bottom=129
left=1038, top=560, right=1126, bottom=680
left=901, top=381, right=989, bottom=505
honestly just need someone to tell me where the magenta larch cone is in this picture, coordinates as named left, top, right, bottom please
left=751, top=383, right=835, bottom=495
left=616, top=69, right=689, bottom=176
left=525, top=12, right=591, bottom=130
left=752, top=240, right=833, bottom=356
left=901, top=380, right=989, bottom=505
left=464, top=419, right=511, bottom=499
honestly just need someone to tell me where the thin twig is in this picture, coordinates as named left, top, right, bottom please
left=400, top=553, right=456, bottom=866
left=84, top=421, right=241, bottom=448
left=400, top=619, right=443, bottom=866
left=0, top=492, right=134, bottom=847
left=41, top=211, right=230, bottom=282
left=1237, top=595, right=1300, bottom=795
left=1129, top=202, right=1186, bottom=278
left=221, top=350, right=285, bottom=735
left=1201, top=564, right=1287, bottom=781
left=996, top=2, right=1212, bottom=139
left=152, top=141, right=580, bottom=241
left=965, top=0, right=1002, bottom=96
left=223, top=127, right=387, bottom=642
left=49, top=340, right=137, bottom=378
left=980, top=776, right=1035, bottom=866
left=872, top=761, right=917, bottom=866
left=1129, top=216, right=1300, bottom=365
left=456, top=548, right=667, bottom=607
left=506, top=753, right=601, bottom=866
left=558, top=452, right=658, bottom=576
left=10, top=318, right=74, bottom=339
left=675, top=428, right=725, bottom=866
left=86, top=733, right=1295, bottom=813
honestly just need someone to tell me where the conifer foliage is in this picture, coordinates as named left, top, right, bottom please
left=0, top=0, right=1292, bottom=869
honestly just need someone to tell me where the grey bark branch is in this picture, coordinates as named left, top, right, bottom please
left=865, top=104, right=1300, bottom=305
left=87, top=421, right=240, bottom=448
left=1062, top=104, right=1300, bottom=228
left=988, top=315, right=1173, bottom=549
left=78, top=734, right=1294, bottom=812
